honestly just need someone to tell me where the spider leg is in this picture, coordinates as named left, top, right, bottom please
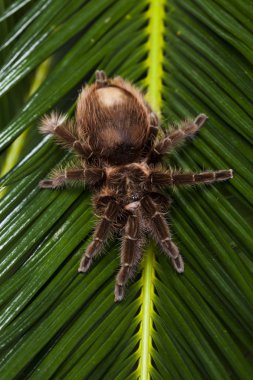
left=39, top=112, right=92, bottom=156
left=142, top=112, right=159, bottom=154
left=172, top=255, right=185, bottom=273
left=39, top=167, right=105, bottom=188
left=148, top=113, right=207, bottom=163
left=95, top=70, right=108, bottom=87
left=141, top=195, right=184, bottom=272
left=150, top=169, right=233, bottom=187
left=115, top=211, right=142, bottom=302
left=78, top=200, right=120, bottom=272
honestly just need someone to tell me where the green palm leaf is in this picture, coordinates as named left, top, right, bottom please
left=0, top=0, right=252, bottom=379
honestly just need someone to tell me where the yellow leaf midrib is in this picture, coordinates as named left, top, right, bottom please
left=138, top=1, right=165, bottom=379
left=145, top=0, right=165, bottom=113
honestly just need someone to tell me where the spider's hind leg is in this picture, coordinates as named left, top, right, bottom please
left=141, top=195, right=184, bottom=273
left=39, top=112, right=86, bottom=155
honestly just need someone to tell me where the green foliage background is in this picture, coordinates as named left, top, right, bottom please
left=0, top=0, right=253, bottom=379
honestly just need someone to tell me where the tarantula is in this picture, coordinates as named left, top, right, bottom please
left=39, top=70, right=233, bottom=302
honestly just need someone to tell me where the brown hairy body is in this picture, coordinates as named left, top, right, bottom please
left=39, top=70, right=233, bottom=302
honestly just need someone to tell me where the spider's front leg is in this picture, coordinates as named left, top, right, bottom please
left=79, top=200, right=120, bottom=273
left=148, top=113, right=207, bottom=163
left=115, top=211, right=142, bottom=302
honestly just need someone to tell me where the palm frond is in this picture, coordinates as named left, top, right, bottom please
left=0, top=1, right=252, bottom=379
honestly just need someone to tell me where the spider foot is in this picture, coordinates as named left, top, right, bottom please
left=162, top=239, right=180, bottom=259
left=114, top=284, right=125, bottom=302
left=194, top=113, right=208, bottom=128
left=78, top=255, right=92, bottom=273
left=172, top=254, right=184, bottom=273
left=39, top=112, right=67, bottom=135
left=39, top=178, right=64, bottom=188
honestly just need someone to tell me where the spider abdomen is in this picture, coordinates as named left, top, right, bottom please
left=76, top=79, right=150, bottom=165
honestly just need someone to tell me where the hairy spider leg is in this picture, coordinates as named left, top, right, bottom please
left=150, top=169, right=233, bottom=187
left=115, top=211, right=142, bottom=302
left=141, top=196, right=183, bottom=273
left=39, top=112, right=92, bottom=157
left=142, top=111, right=159, bottom=154
left=169, top=170, right=233, bottom=185
left=39, top=167, right=105, bottom=189
left=79, top=200, right=120, bottom=272
left=39, top=169, right=85, bottom=188
left=148, top=113, right=208, bottom=163
left=172, top=254, right=185, bottom=273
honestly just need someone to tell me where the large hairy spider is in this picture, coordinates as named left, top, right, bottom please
left=39, top=70, right=233, bottom=302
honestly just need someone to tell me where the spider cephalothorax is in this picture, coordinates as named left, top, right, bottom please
left=39, top=70, right=233, bottom=302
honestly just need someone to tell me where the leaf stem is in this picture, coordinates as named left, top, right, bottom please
left=139, top=245, right=156, bottom=380
left=138, top=0, right=165, bottom=378
left=145, top=0, right=165, bottom=113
